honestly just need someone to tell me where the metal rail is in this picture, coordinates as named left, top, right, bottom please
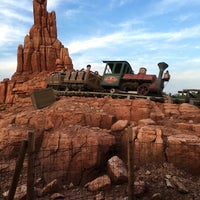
left=53, top=90, right=165, bottom=102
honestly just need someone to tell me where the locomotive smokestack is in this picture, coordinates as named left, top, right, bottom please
left=156, top=62, right=168, bottom=94
left=158, top=62, right=168, bottom=80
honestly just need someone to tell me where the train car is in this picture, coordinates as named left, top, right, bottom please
left=47, top=70, right=103, bottom=91
left=46, top=60, right=170, bottom=96
left=100, top=61, right=170, bottom=95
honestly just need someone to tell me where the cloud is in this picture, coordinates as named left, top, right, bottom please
left=144, top=0, right=200, bottom=18
left=174, top=13, right=194, bottom=22
left=0, top=0, right=32, bottom=11
left=0, top=59, right=17, bottom=80
left=47, top=0, right=85, bottom=10
left=67, top=32, right=126, bottom=53
left=66, top=24, right=200, bottom=55
left=109, top=0, right=132, bottom=8
left=64, top=8, right=81, bottom=19
left=0, top=9, right=32, bottom=23
left=166, top=25, right=200, bottom=41
left=0, top=24, right=27, bottom=48
left=47, top=0, right=62, bottom=10
left=0, top=1, right=33, bottom=49
left=160, top=0, right=200, bottom=7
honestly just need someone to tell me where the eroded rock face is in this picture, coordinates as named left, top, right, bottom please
left=1, top=97, right=200, bottom=189
left=166, top=133, right=200, bottom=174
left=14, top=0, right=73, bottom=76
left=39, top=126, right=116, bottom=184
left=0, top=0, right=73, bottom=104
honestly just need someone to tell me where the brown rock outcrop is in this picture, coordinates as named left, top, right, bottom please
left=166, top=133, right=200, bottom=174
left=38, top=126, right=116, bottom=184
left=0, top=0, right=73, bottom=104
left=1, top=97, right=200, bottom=191
left=13, top=0, right=73, bottom=77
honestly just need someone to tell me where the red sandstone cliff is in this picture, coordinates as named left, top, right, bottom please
left=0, top=97, right=200, bottom=188
left=0, top=0, right=73, bottom=104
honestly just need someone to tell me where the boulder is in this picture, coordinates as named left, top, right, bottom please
left=111, top=120, right=129, bottom=131
left=107, top=156, right=128, bottom=183
left=85, top=175, right=111, bottom=191
left=37, top=179, right=61, bottom=197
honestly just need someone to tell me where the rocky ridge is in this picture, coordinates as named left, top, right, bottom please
left=0, top=96, right=200, bottom=199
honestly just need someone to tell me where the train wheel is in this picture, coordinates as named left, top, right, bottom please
left=120, top=82, right=136, bottom=92
left=137, top=84, right=149, bottom=96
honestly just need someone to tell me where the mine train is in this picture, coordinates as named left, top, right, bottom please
left=46, top=60, right=170, bottom=96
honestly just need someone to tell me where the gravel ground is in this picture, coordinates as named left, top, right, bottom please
left=37, top=163, right=200, bottom=200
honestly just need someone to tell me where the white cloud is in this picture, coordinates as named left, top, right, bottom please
left=0, top=9, right=32, bottom=23
left=109, top=0, right=132, bottom=8
left=67, top=32, right=126, bottom=53
left=47, top=0, right=83, bottom=10
left=66, top=24, right=200, bottom=55
left=64, top=9, right=81, bottom=19
left=0, top=24, right=27, bottom=48
left=0, top=0, right=32, bottom=11
left=166, top=25, right=200, bottom=41
left=145, top=0, right=200, bottom=17
left=0, top=59, right=17, bottom=80
left=47, top=0, right=62, bottom=10
left=174, top=13, right=194, bottom=22
left=160, top=0, right=200, bottom=7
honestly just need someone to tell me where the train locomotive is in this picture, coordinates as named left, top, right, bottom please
left=46, top=60, right=170, bottom=96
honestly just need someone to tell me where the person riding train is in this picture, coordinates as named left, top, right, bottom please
left=163, top=70, right=170, bottom=81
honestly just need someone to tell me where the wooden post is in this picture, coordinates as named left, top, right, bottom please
left=27, top=131, right=35, bottom=200
left=7, top=140, right=28, bottom=200
left=127, top=126, right=135, bottom=200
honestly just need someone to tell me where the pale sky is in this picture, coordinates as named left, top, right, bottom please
left=0, top=0, right=200, bottom=94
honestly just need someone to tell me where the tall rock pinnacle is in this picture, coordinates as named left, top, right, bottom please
left=14, top=0, right=73, bottom=78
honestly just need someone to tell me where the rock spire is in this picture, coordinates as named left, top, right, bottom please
left=14, top=0, right=73, bottom=77
left=0, top=0, right=74, bottom=104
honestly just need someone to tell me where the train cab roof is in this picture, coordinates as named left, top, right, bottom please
left=102, top=60, right=134, bottom=75
left=103, top=60, right=131, bottom=65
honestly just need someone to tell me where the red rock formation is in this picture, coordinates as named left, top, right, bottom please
left=1, top=97, right=200, bottom=194
left=13, top=0, right=73, bottom=78
left=2, top=92, right=200, bottom=178
left=0, top=0, right=73, bottom=104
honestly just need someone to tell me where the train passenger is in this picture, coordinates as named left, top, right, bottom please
left=163, top=70, right=170, bottom=81
left=86, top=64, right=91, bottom=72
